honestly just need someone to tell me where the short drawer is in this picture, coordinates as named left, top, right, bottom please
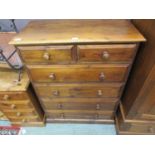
left=41, top=98, right=119, bottom=111
left=19, top=45, right=74, bottom=64
left=3, top=110, right=37, bottom=118
left=45, top=110, right=114, bottom=120
left=78, top=44, right=137, bottom=62
left=35, top=83, right=123, bottom=98
left=0, top=92, right=28, bottom=101
left=0, top=100, right=33, bottom=110
left=9, top=117, right=40, bottom=123
left=28, top=64, right=129, bottom=83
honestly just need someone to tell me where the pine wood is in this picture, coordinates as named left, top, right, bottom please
left=35, top=83, right=123, bottom=98
left=115, top=103, right=155, bottom=135
left=10, top=20, right=145, bottom=45
left=42, top=98, right=118, bottom=111
left=19, top=45, right=75, bottom=64
left=10, top=20, right=144, bottom=123
left=115, top=20, right=155, bottom=134
left=28, top=64, right=130, bottom=83
left=78, top=44, right=137, bottom=63
left=0, top=68, right=44, bottom=126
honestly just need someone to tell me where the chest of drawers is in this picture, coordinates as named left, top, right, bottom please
left=0, top=66, right=45, bottom=126
left=115, top=20, right=155, bottom=134
left=10, top=20, right=145, bottom=124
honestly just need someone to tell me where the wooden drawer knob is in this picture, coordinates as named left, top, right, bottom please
left=49, top=73, right=56, bottom=80
left=58, top=103, right=63, bottom=109
left=102, top=51, right=109, bottom=60
left=95, top=114, right=99, bottom=119
left=16, top=112, right=21, bottom=117
left=53, top=90, right=59, bottom=96
left=0, top=113, right=4, bottom=118
left=99, top=72, right=105, bottom=81
left=22, top=118, right=27, bottom=123
left=3, top=95, right=10, bottom=100
left=60, top=113, right=64, bottom=119
left=43, top=52, right=50, bottom=60
left=11, top=104, right=16, bottom=109
left=148, top=127, right=154, bottom=133
left=97, top=90, right=102, bottom=96
left=96, top=104, right=100, bottom=110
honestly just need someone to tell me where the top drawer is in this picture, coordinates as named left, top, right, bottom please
left=78, top=44, right=137, bottom=63
left=18, top=46, right=74, bottom=64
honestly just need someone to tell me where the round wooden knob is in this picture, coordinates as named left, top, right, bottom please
left=22, top=118, right=27, bottom=123
left=53, top=90, right=59, bottom=96
left=148, top=127, right=154, bottom=133
left=95, top=114, right=99, bottom=119
left=16, top=112, right=21, bottom=117
left=43, top=52, right=50, bottom=60
left=58, top=103, right=62, bottom=109
left=102, top=51, right=109, bottom=60
left=3, top=95, right=10, bottom=100
left=11, top=104, right=16, bottom=109
left=0, top=113, right=4, bottom=118
left=49, top=73, right=56, bottom=80
left=99, top=72, right=105, bottom=81
left=96, top=104, right=100, bottom=110
left=97, top=90, right=102, bottom=96
left=60, top=113, right=64, bottom=119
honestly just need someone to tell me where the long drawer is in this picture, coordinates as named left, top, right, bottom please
left=78, top=44, right=136, bottom=62
left=41, top=98, right=119, bottom=111
left=35, top=83, right=123, bottom=98
left=45, top=110, right=114, bottom=120
left=28, top=64, right=130, bottom=83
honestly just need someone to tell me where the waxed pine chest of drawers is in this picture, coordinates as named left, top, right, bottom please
left=0, top=66, right=45, bottom=126
left=10, top=20, right=145, bottom=123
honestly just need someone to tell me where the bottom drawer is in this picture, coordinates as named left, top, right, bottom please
left=46, top=110, right=114, bottom=120
left=9, top=117, right=40, bottom=123
left=126, top=123, right=155, bottom=134
left=116, top=103, right=155, bottom=134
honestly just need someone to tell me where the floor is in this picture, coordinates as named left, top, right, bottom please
left=0, top=120, right=116, bottom=135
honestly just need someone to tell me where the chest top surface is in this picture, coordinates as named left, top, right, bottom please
left=0, top=67, right=29, bottom=92
left=10, top=20, right=145, bottom=45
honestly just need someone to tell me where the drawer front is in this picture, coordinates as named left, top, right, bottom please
left=128, top=123, right=155, bottom=134
left=0, top=92, right=28, bottom=101
left=0, top=111, right=7, bottom=120
left=19, top=46, right=74, bottom=64
left=45, top=110, right=114, bottom=120
left=9, top=117, right=40, bottom=123
left=78, top=44, right=136, bottom=62
left=42, top=100, right=118, bottom=111
left=28, top=64, right=129, bottom=83
left=35, top=83, right=123, bottom=98
left=41, top=98, right=119, bottom=111
left=0, top=100, right=33, bottom=110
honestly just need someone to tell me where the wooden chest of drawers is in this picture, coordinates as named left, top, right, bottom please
left=10, top=20, right=145, bottom=124
left=115, top=20, right=155, bottom=134
left=0, top=67, right=45, bottom=126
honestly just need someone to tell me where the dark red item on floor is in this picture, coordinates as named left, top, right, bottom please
left=0, top=126, right=21, bottom=135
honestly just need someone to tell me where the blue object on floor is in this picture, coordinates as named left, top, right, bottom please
left=0, top=120, right=116, bottom=135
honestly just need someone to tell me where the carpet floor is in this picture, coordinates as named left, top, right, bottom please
left=0, top=120, right=116, bottom=135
